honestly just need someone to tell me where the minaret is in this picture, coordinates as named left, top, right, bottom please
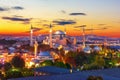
left=34, top=40, right=38, bottom=58
left=30, top=25, right=33, bottom=46
left=49, top=24, right=53, bottom=48
left=64, top=26, right=66, bottom=35
left=81, top=25, right=86, bottom=48
left=73, top=37, right=77, bottom=45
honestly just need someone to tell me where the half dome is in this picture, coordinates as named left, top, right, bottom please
left=83, top=46, right=91, bottom=53
left=93, top=46, right=101, bottom=51
left=54, top=30, right=65, bottom=35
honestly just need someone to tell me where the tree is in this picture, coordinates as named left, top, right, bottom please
left=0, top=63, right=3, bottom=69
left=65, top=63, right=71, bottom=69
left=65, top=51, right=77, bottom=67
left=5, top=70, right=23, bottom=79
left=11, top=55, right=25, bottom=68
left=4, top=62, right=12, bottom=71
left=40, top=60, right=53, bottom=66
left=87, top=76, right=103, bottom=80
left=54, top=61, right=67, bottom=68
left=89, top=55, right=105, bottom=69
left=21, top=68, right=34, bottom=77
left=87, top=75, right=96, bottom=80
left=75, top=53, right=88, bottom=66
left=0, top=71, right=4, bottom=80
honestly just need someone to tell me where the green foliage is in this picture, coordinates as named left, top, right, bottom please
left=21, top=68, right=34, bottom=77
left=40, top=60, right=54, bottom=67
left=65, top=63, right=71, bottom=69
left=11, top=55, right=25, bottom=68
left=82, top=64, right=89, bottom=70
left=94, top=55, right=105, bottom=68
left=75, top=53, right=88, bottom=66
left=5, top=69, right=23, bottom=79
left=5, top=68, right=34, bottom=79
left=104, top=58, right=118, bottom=68
left=54, top=61, right=67, bottom=68
left=66, top=51, right=77, bottom=58
left=40, top=60, right=71, bottom=69
left=116, top=52, right=120, bottom=58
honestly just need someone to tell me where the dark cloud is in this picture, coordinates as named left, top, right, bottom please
left=12, top=15, right=23, bottom=18
left=69, top=12, right=86, bottom=16
left=61, top=10, right=66, bottom=14
left=0, top=6, right=24, bottom=12
left=98, top=24, right=106, bottom=26
left=74, top=25, right=86, bottom=28
left=12, top=6, right=24, bottom=10
left=0, top=7, right=9, bottom=11
left=2, top=16, right=32, bottom=24
left=43, top=24, right=55, bottom=28
left=25, top=27, right=42, bottom=33
left=53, top=20, right=76, bottom=25
left=2, top=17, right=31, bottom=21
left=43, top=24, right=49, bottom=27
left=32, top=27, right=42, bottom=32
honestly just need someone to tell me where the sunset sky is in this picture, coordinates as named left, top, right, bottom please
left=0, top=0, right=120, bottom=37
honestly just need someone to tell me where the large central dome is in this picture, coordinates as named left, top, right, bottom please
left=54, top=30, right=65, bottom=35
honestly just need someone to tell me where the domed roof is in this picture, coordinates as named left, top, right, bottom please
left=54, top=30, right=65, bottom=35
left=83, top=46, right=91, bottom=53
left=39, top=51, right=51, bottom=57
left=93, top=46, right=101, bottom=51
left=9, top=47, right=15, bottom=50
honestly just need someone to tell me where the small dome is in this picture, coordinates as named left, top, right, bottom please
left=93, top=46, right=101, bottom=51
left=9, top=47, right=15, bottom=50
left=83, top=46, right=91, bottom=53
left=54, top=30, right=65, bottom=35
left=39, top=51, right=51, bottom=57
left=9, top=47, right=15, bottom=53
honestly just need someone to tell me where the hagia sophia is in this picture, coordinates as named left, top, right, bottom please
left=31, top=24, right=102, bottom=64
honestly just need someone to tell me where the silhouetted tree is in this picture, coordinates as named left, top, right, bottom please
left=75, top=53, right=88, bottom=66
left=11, top=55, right=25, bottom=68
left=0, top=71, right=4, bottom=80
left=4, top=62, right=12, bottom=71
left=0, top=63, right=2, bottom=69
left=65, top=63, right=71, bottom=69
left=87, top=75, right=103, bottom=80
left=87, top=75, right=96, bottom=80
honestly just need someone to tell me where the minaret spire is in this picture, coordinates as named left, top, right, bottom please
left=34, top=40, right=38, bottom=58
left=82, top=25, right=86, bottom=48
left=30, top=25, right=33, bottom=46
left=49, top=24, right=53, bottom=48
left=64, top=26, right=66, bottom=35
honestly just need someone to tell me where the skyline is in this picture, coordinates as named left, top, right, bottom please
left=0, top=0, right=120, bottom=37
